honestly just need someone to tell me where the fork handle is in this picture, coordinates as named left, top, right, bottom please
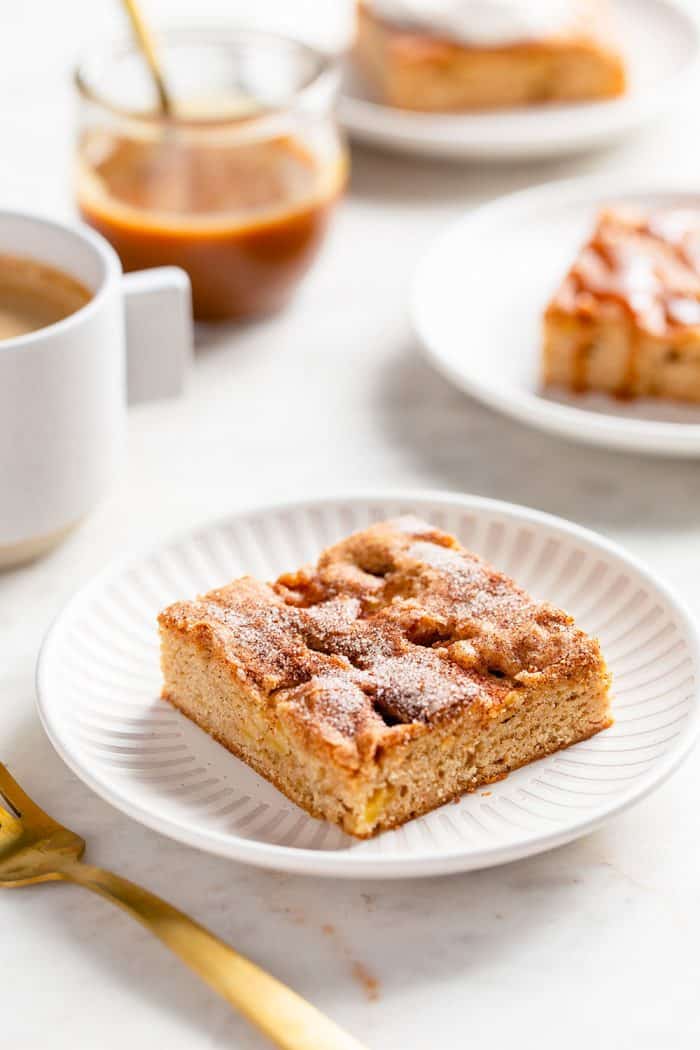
left=61, top=860, right=368, bottom=1050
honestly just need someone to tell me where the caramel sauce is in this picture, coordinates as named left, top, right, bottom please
left=554, top=208, right=700, bottom=397
left=77, top=131, right=346, bottom=320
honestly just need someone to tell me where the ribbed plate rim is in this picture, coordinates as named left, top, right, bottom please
left=35, top=490, right=700, bottom=878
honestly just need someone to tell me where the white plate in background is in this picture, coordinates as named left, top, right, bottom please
left=36, top=493, right=699, bottom=878
left=413, top=177, right=700, bottom=455
left=339, top=0, right=700, bottom=160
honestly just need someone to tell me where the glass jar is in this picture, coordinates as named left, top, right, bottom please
left=74, top=27, right=347, bottom=321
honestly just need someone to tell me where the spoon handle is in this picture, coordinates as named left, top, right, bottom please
left=61, top=860, right=369, bottom=1050
left=120, top=0, right=173, bottom=115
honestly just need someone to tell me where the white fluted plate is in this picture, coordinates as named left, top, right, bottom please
left=37, top=493, right=699, bottom=878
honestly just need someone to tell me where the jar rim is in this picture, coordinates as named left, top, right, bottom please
left=74, top=24, right=339, bottom=130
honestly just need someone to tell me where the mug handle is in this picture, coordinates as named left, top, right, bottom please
left=122, top=267, right=193, bottom=404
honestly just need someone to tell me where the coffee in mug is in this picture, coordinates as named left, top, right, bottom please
left=0, top=254, right=92, bottom=341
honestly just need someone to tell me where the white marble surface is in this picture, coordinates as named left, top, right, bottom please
left=2, top=2, right=700, bottom=1047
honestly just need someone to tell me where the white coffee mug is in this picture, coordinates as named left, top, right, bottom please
left=0, top=210, right=192, bottom=568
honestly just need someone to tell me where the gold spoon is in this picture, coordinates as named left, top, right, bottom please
left=120, top=0, right=174, bottom=116
left=0, top=763, right=368, bottom=1050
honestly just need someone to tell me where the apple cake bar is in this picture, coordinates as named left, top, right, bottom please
left=543, top=207, right=700, bottom=402
left=354, top=0, right=626, bottom=112
left=158, top=517, right=612, bottom=838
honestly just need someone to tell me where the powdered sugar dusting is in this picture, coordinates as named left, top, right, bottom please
left=389, top=515, right=441, bottom=537
left=370, top=648, right=483, bottom=723
left=163, top=518, right=602, bottom=746
left=283, top=674, right=380, bottom=738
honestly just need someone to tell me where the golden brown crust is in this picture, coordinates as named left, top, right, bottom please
left=159, top=517, right=607, bottom=766
left=353, top=0, right=626, bottom=111
left=543, top=207, right=700, bottom=401
left=159, top=516, right=613, bottom=837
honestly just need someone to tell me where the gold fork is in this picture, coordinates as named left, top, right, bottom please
left=0, top=763, right=368, bottom=1050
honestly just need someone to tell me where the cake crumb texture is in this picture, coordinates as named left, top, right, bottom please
left=159, top=517, right=612, bottom=837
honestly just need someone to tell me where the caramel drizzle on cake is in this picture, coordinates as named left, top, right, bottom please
left=550, top=208, right=700, bottom=397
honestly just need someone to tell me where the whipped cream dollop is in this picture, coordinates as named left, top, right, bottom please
left=367, top=0, right=578, bottom=46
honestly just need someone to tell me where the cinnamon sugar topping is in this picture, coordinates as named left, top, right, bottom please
left=159, top=517, right=603, bottom=749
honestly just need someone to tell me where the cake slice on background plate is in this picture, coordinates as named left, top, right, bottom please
left=543, top=207, right=700, bottom=403
left=353, top=0, right=626, bottom=112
